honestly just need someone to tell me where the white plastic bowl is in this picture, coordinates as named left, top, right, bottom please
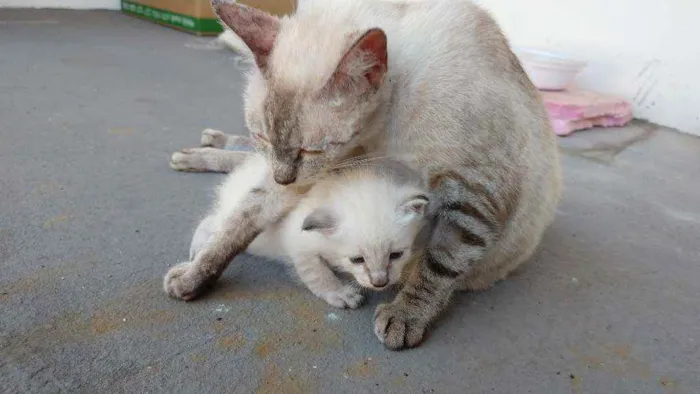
left=513, top=48, right=587, bottom=91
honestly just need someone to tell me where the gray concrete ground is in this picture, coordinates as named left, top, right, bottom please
left=1, top=9, right=698, bottom=394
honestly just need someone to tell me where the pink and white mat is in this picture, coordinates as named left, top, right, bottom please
left=540, top=89, right=633, bottom=136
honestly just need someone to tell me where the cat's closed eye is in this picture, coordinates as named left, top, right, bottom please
left=349, top=256, right=365, bottom=264
left=389, top=251, right=404, bottom=260
left=300, top=148, right=323, bottom=156
left=252, top=132, right=270, bottom=146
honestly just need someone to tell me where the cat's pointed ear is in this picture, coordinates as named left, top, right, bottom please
left=212, top=0, right=280, bottom=70
left=397, top=195, right=429, bottom=224
left=302, top=208, right=337, bottom=236
left=328, top=28, right=388, bottom=94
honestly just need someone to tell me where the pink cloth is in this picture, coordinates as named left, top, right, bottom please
left=540, top=89, right=633, bottom=136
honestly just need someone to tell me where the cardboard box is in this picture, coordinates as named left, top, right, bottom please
left=122, top=0, right=296, bottom=36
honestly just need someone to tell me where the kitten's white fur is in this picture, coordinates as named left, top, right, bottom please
left=190, top=155, right=428, bottom=308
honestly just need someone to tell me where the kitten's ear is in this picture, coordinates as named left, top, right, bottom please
left=212, top=0, right=280, bottom=70
left=301, top=208, right=337, bottom=236
left=397, top=195, right=429, bottom=224
left=327, top=28, right=388, bottom=94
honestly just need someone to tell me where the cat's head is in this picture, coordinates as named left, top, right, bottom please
left=214, top=1, right=390, bottom=185
left=300, top=174, right=429, bottom=290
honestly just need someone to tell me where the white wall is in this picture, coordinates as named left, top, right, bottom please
left=0, top=0, right=119, bottom=9
left=478, top=0, right=700, bottom=135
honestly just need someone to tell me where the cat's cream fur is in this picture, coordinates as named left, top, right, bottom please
left=164, top=0, right=561, bottom=350
left=187, top=154, right=429, bottom=308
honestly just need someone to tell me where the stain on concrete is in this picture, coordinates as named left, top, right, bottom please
left=189, top=353, right=207, bottom=363
left=43, top=214, right=71, bottom=229
left=254, top=333, right=282, bottom=359
left=217, top=333, right=245, bottom=350
left=659, top=376, right=677, bottom=389
left=91, top=309, right=175, bottom=336
left=569, top=342, right=651, bottom=379
left=570, top=373, right=582, bottom=394
left=0, top=259, right=97, bottom=302
left=217, top=285, right=342, bottom=355
left=612, top=344, right=633, bottom=360
left=212, top=320, right=227, bottom=333
left=345, top=357, right=377, bottom=378
left=2, top=279, right=179, bottom=364
left=559, top=122, right=658, bottom=164
left=255, top=364, right=316, bottom=394
left=207, top=283, right=342, bottom=391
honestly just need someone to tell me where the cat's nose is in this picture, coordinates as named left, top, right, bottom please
left=271, top=160, right=297, bottom=185
left=274, top=174, right=296, bottom=185
left=370, top=275, right=389, bottom=288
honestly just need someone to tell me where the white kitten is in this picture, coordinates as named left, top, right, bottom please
left=189, top=155, right=429, bottom=308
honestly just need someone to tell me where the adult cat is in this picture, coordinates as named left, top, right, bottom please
left=164, top=0, right=561, bottom=350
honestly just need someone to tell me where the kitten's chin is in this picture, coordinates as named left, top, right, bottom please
left=355, top=274, right=400, bottom=291
left=355, top=279, right=377, bottom=291
left=364, top=282, right=394, bottom=292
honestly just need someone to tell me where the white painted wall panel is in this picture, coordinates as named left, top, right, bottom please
left=478, top=0, right=700, bottom=135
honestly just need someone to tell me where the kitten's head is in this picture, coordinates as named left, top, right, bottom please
left=300, top=167, right=429, bottom=290
left=214, top=1, right=390, bottom=185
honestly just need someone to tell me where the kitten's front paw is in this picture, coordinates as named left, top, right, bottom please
left=321, top=286, right=364, bottom=309
left=163, top=261, right=208, bottom=301
left=200, top=129, right=228, bottom=148
left=374, top=302, right=428, bottom=350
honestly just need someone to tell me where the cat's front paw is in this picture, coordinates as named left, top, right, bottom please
left=374, top=302, right=428, bottom=350
left=170, top=149, right=208, bottom=172
left=200, top=128, right=228, bottom=148
left=163, top=261, right=208, bottom=301
left=321, top=286, right=364, bottom=309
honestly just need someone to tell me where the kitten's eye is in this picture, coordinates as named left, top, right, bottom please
left=349, top=256, right=365, bottom=264
left=389, top=251, right=404, bottom=260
